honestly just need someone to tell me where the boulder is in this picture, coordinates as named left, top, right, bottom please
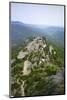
left=17, top=51, right=28, bottom=59
left=49, top=45, right=53, bottom=54
left=50, top=69, right=64, bottom=84
left=23, top=60, right=32, bottom=75
left=11, top=59, right=16, bottom=64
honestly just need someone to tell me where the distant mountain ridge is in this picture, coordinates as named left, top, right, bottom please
left=10, top=21, right=64, bottom=47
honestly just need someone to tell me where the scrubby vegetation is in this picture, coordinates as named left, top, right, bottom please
left=10, top=36, right=65, bottom=97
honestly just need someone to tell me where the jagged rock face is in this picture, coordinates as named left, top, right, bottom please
left=43, top=44, right=47, bottom=48
left=17, top=37, right=46, bottom=60
left=26, top=37, right=46, bottom=52
left=49, top=45, right=53, bottom=54
left=17, top=51, right=28, bottom=59
left=23, top=60, right=32, bottom=75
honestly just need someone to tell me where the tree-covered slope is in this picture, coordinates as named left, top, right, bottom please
left=10, top=21, right=64, bottom=48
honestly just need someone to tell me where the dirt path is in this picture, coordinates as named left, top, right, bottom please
left=21, top=60, right=32, bottom=96
left=21, top=81, right=25, bottom=96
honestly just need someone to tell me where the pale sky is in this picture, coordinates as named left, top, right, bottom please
left=11, top=3, right=64, bottom=27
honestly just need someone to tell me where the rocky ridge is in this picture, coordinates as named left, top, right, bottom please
left=11, top=36, right=64, bottom=96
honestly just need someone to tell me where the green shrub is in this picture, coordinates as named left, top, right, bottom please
left=45, top=64, right=59, bottom=75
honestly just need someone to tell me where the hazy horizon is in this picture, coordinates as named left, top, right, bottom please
left=11, top=3, right=64, bottom=27
left=11, top=20, right=64, bottom=28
